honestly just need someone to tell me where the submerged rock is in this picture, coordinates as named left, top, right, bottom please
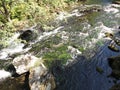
left=96, top=66, right=104, bottom=74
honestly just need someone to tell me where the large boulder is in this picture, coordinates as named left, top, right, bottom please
left=29, top=67, right=56, bottom=90
left=12, top=54, right=39, bottom=74
left=12, top=54, right=56, bottom=90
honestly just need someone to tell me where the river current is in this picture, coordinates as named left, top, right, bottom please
left=54, top=0, right=120, bottom=90
left=0, top=0, right=120, bottom=90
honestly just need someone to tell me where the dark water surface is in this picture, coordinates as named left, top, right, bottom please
left=55, top=0, right=120, bottom=90
left=55, top=42, right=120, bottom=90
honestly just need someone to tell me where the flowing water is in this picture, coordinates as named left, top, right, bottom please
left=0, top=0, right=120, bottom=90
left=53, top=0, right=120, bottom=90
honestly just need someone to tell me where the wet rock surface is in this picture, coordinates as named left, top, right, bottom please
left=18, top=30, right=37, bottom=42
left=12, top=54, right=56, bottom=90
left=0, top=54, right=56, bottom=90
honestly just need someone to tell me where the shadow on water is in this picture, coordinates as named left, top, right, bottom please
left=53, top=41, right=120, bottom=90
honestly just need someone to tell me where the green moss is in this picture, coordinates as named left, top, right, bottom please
left=78, top=46, right=85, bottom=52
left=29, top=35, right=62, bottom=54
left=43, top=45, right=71, bottom=68
left=0, top=0, right=82, bottom=48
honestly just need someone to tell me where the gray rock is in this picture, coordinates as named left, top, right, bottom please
left=12, top=54, right=56, bottom=90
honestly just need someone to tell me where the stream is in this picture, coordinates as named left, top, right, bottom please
left=54, top=0, right=120, bottom=90
left=0, top=0, right=120, bottom=90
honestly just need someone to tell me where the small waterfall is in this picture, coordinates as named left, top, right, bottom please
left=0, top=26, right=64, bottom=60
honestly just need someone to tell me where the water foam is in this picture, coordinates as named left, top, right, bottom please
left=0, top=70, right=11, bottom=81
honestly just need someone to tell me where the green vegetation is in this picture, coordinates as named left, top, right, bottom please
left=0, top=0, right=80, bottom=48
left=29, top=35, right=71, bottom=68
left=43, top=45, right=71, bottom=68
left=29, top=35, right=62, bottom=54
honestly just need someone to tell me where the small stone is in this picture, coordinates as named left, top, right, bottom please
left=96, top=66, right=104, bottom=74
